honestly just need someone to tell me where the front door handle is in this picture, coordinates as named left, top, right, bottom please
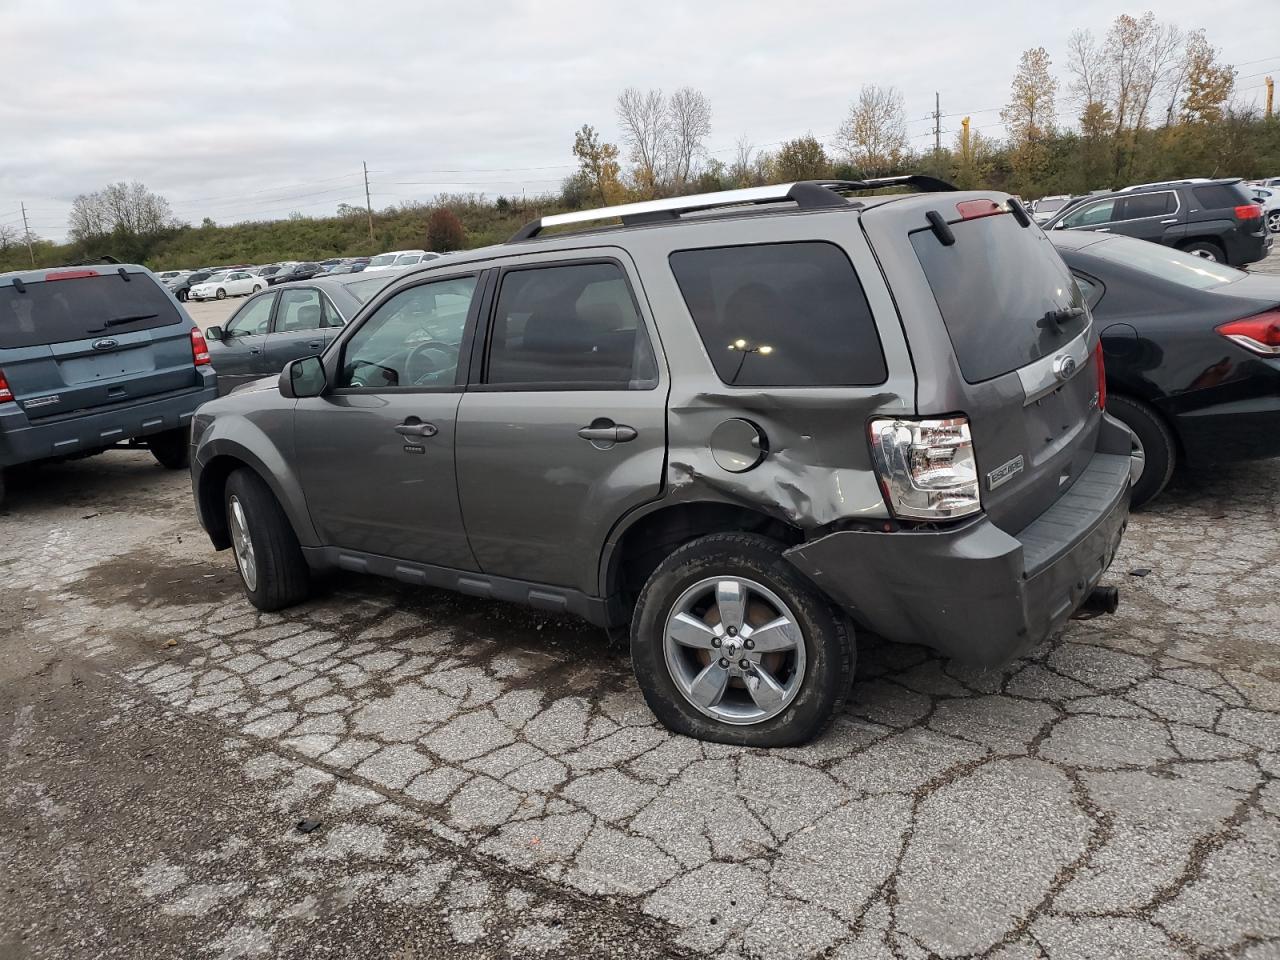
left=578, top=421, right=637, bottom=443
left=307, top=340, right=323, bottom=350
left=395, top=421, right=438, bottom=438
left=1160, top=218, right=1178, bottom=224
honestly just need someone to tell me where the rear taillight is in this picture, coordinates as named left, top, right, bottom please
left=0, top=369, right=12, bottom=403
left=1094, top=341, right=1107, bottom=410
left=868, top=416, right=981, bottom=520
left=1234, top=204, right=1262, bottom=220
left=191, top=327, right=211, bottom=366
left=1217, top=310, right=1280, bottom=356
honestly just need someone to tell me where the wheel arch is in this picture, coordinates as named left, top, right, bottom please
left=599, top=499, right=804, bottom=619
left=196, top=433, right=319, bottom=552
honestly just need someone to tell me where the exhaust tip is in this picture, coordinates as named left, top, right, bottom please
left=1072, top=585, right=1120, bottom=620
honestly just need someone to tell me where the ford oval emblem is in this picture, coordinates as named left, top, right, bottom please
left=92, top=338, right=119, bottom=351
left=1052, top=354, right=1078, bottom=381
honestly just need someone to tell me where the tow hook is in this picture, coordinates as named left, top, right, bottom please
left=1071, top=585, right=1120, bottom=620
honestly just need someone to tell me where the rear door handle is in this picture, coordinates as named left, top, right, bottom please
left=395, top=421, right=438, bottom=437
left=1160, top=218, right=1178, bottom=224
left=578, top=422, right=637, bottom=443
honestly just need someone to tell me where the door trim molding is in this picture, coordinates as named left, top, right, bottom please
left=300, top=545, right=617, bottom=626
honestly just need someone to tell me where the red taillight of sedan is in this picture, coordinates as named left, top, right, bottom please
left=1217, top=310, right=1280, bottom=357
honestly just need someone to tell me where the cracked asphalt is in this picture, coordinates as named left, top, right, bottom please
left=2, top=452, right=1277, bottom=959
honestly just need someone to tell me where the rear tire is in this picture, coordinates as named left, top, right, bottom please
left=252, top=285, right=262, bottom=293
left=177, top=289, right=189, bottom=302
left=630, top=532, right=854, bottom=747
left=1268, top=210, right=1280, bottom=234
left=1108, top=395, right=1176, bottom=508
left=224, top=468, right=311, bottom=611
left=1180, top=240, right=1225, bottom=263
left=149, top=428, right=190, bottom=470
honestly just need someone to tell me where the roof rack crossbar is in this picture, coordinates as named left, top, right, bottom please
left=507, top=176, right=956, bottom=242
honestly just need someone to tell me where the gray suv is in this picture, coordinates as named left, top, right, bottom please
left=1, top=264, right=217, bottom=504
left=190, top=179, right=1135, bottom=746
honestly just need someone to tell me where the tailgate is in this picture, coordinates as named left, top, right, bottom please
left=0, top=271, right=200, bottom=418
left=902, top=203, right=1105, bottom=533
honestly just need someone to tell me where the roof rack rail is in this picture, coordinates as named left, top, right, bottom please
left=507, top=175, right=956, bottom=242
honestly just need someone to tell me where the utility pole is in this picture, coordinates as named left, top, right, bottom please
left=1266, top=77, right=1275, bottom=121
left=933, top=92, right=942, bottom=156
left=362, top=161, right=374, bottom=242
left=20, top=202, right=34, bottom=267
left=961, top=117, right=971, bottom=161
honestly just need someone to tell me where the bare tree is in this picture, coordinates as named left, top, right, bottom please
left=69, top=181, right=175, bottom=241
left=1104, top=12, right=1183, bottom=136
left=834, top=85, right=909, bottom=176
left=615, top=88, right=668, bottom=197
left=1066, top=29, right=1111, bottom=115
left=0, top=223, right=18, bottom=253
left=666, top=87, right=712, bottom=189
left=730, top=134, right=755, bottom=187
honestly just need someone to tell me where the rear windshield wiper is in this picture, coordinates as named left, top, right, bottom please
left=1038, top=306, right=1085, bottom=331
left=103, top=313, right=159, bottom=327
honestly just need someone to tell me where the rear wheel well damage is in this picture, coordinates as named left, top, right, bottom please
left=604, top=502, right=804, bottom=625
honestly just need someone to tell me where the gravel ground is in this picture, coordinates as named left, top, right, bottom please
left=0, top=246, right=1276, bottom=959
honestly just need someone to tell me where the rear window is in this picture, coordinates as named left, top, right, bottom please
left=668, top=242, right=887, bottom=387
left=1087, top=235, right=1242, bottom=289
left=1192, top=183, right=1249, bottom=209
left=0, top=273, right=184, bottom=349
left=911, top=213, right=1087, bottom=383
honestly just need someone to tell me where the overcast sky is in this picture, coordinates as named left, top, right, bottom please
left=2, top=0, right=1274, bottom=242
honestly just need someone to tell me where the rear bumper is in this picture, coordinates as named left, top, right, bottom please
left=785, top=424, right=1133, bottom=666
left=0, top=374, right=217, bottom=469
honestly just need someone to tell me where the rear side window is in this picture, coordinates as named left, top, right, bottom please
left=485, top=262, right=657, bottom=389
left=1193, top=183, right=1249, bottom=209
left=0, top=273, right=184, bottom=349
left=911, top=213, right=1087, bottom=383
left=1120, top=191, right=1176, bottom=219
left=668, top=242, right=887, bottom=387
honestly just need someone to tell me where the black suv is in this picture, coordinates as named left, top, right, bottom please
left=1043, top=178, right=1271, bottom=267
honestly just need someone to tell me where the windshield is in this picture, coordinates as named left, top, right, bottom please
left=369, top=254, right=398, bottom=267
left=1036, top=198, right=1068, bottom=213
left=342, top=276, right=393, bottom=304
left=1088, top=236, right=1243, bottom=290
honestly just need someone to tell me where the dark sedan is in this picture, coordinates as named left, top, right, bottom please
left=266, top=262, right=325, bottom=286
left=1052, top=231, right=1280, bottom=505
left=169, top=270, right=214, bottom=302
left=203, top=273, right=394, bottom=394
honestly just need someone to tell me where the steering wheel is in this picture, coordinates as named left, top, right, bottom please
left=404, top=340, right=459, bottom=384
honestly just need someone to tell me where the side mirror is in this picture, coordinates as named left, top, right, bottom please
left=205, top=325, right=223, bottom=341
left=1052, top=223, right=1066, bottom=230
left=279, top=355, right=327, bottom=399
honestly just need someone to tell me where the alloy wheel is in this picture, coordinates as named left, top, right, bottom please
left=662, top=576, right=806, bottom=725
left=1268, top=210, right=1280, bottom=234
left=228, top=495, right=258, bottom=592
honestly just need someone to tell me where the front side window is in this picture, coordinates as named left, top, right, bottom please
left=226, top=294, right=274, bottom=335
left=338, top=275, right=477, bottom=389
left=485, top=262, right=657, bottom=389
left=1061, top=199, right=1116, bottom=228
left=669, top=242, right=887, bottom=387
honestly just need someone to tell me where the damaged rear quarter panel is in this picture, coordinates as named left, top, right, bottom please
left=618, top=209, right=916, bottom=538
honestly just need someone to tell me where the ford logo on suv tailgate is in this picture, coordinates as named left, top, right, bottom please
left=92, top=338, right=118, bottom=351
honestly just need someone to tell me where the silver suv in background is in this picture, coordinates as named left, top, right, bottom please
left=190, top=179, right=1134, bottom=746
left=0, top=264, right=217, bottom=505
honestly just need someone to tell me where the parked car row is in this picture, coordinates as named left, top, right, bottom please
left=4, top=177, right=1278, bottom=748
left=156, top=250, right=448, bottom=300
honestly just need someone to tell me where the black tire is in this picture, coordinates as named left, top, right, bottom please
left=224, top=468, right=311, bottom=611
left=630, top=532, right=854, bottom=747
left=149, top=428, right=190, bottom=470
left=1180, top=240, right=1225, bottom=263
left=176, top=289, right=189, bottom=302
left=252, top=285, right=262, bottom=293
left=0, top=469, right=5, bottom=509
left=1108, top=395, right=1176, bottom=508
left=215, top=288, right=227, bottom=300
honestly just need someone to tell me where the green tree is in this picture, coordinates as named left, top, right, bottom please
left=773, top=135, right=831, bottom=181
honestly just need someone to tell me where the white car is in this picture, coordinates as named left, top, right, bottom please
left=189, top=270, right=266, bottom=301
left=1030, top=194, right=1074, bottom=224
left=1246, top=185, right=1280, bottom=234
left=364, top=249, right=438, bottom=272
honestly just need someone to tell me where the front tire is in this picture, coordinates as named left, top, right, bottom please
left=1108, top=395, right=1177, bottom=508
left=630, top=532, right=854, bottom=747
left=149, top=428, right=190, bottom=469
left=252, top=285, right=262, bottom=293
left=215, top=288, right=227, bottom=300
left=224, top=468, right=311, bottom=611
left=177, top=289, right=189, bottom=302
